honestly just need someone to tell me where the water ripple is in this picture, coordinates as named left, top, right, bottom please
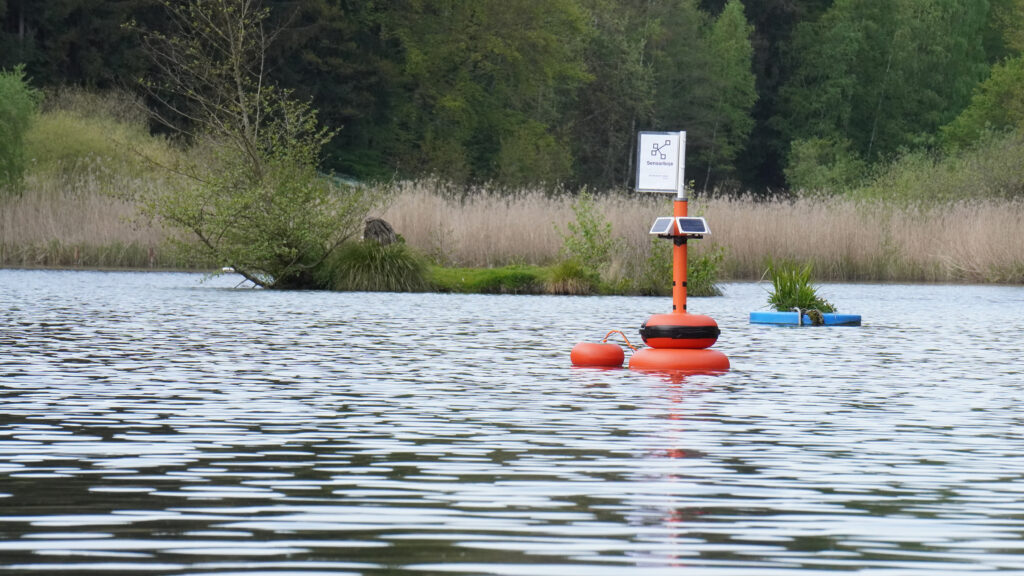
left=2, top=271, right=1024, bottom=574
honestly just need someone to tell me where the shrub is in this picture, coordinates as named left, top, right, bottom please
left=0, top=65, right=41, bottom=193
left=631, top=238, right=724, bottom=297
left=765, top=260, right=836, bottom=313
left=557, top=191, right=620, bottom=278
left=688, top=246, right=725, bottom=297
left=785, top=136, right=866, bottom=194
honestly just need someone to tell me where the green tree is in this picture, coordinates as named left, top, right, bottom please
left=383, top=0, right=589, bottom=184
left=988, top=0, right=1024, bottom=58
left=781, top=0, right=990, bottom=175
left=698, top=0, right=757, bottom=191
left=942, top=55, right=1024, bottom=149
left=570, top=0, right=656, bottom=188
left=646, top=0, right=757, bottom=193
left=135, top=0, right=375, bottom=289
left=264, top=0, right=402, bottom=180
left=1, top=0, right=160, bottom=88
left=784, top=136, right=866, bottom=193
left=0, top=64, right=40, bottom=193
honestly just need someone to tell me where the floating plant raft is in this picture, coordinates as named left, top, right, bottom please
left=750, top=311, right=862, bottom=326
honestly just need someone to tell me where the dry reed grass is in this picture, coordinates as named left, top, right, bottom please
left=378, top=181, right=1024, bottom=283
left=4, top=174, right=1022, bottom=282
left=0, top=167, right=179, bottom=268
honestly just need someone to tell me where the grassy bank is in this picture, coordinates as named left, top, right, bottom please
left=3, top=91, right=1023, bottom=285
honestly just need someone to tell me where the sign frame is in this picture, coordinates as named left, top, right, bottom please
left=636, top=131, right=686, bottom=197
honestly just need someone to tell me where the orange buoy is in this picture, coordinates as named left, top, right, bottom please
left=629, top=347, right=730, bottom=374
left=639, top=313, right=720, bottom=350
left=570, top=342, right=625, bottom=368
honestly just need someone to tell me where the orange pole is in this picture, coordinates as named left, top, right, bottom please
left=672, top=199, right=687, bottom=314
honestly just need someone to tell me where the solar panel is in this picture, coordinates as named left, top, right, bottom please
left=675, top=217, right=710, bottom=235
left=649, top=217, right=675, bottom=235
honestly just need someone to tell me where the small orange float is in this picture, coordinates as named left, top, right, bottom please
left=570, top=342, right=624, bottom=368
left=570, top=330, right=637, bottom=368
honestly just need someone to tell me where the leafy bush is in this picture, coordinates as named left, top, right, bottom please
left=631, top=238, right=724, bottom=297
left=557, top=191, right=620, bottom=278
left=688, top=246, right=725, bottom=297
left=942, top=55, right=1024, bottom=150
left=0, top=65, right=41, bottom=193
left=765, top=260, right=836, bottom=313
left=849, top=132, right=1024, bottom=204
left=785, top=136, right=866, bottom=194
left=26, top=98, right=177, bottom=181
left=320, top=241, right=430, bottom=292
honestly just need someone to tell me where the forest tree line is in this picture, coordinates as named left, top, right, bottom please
left=2, top=0, right=1023, bottom=195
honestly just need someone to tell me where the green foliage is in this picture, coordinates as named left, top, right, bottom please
left=544, top=259, right=599, bottom=295
left=429, top=265, right=546, bottom=294
left=782, top=0, right=989, bottom=165
left=557, top=192, right=620, bottom=278
left=135, top=0, right=377, bottom=289
left=942, top=55, right=1024, bottom=149
left=25, top=89, right=174, bottom=181
left=498, top=120, right=574, bottom=187
left=570, top=0, right=655, bottom=188
left=0, top=65, right=40, bottom=193
left=785, top=136, right=867, bottom=193
left=698, top=0, right=758, bottom=190
left=688, top=246, right=726, bottom=297
left=5, top=0, right=1023, bottom=193
left=850, top=131, right=1024, bottom=203
left=320, top=241, right=430, bottom=292
left=385, top=0, right=589, bottom=184
left=765, top=260, right=836, bottom=313
left=989, top=0, right=1024, bottom=57
left=632, top=238, right=724, bottom=297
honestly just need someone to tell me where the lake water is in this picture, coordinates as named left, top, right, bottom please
left=2, top=269, right=1024, bottom=576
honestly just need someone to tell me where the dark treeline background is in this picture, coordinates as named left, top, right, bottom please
left=2, top=0, right=1022, bottom=194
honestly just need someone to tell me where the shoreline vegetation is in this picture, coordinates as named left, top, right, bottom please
left=2, top=91, right=1023, bottom=292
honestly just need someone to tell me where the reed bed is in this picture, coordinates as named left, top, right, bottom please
left=4, top=174, right=1023, bottom=283
left=380, top=181, right=1024, bottom=284
left=0, top=167, right=185, bottom=269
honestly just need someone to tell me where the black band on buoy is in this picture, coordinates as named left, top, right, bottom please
left=640, top=324, right=720, bottom=340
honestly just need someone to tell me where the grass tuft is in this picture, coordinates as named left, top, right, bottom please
left=429, top=265, right=546, bottom=294
left=320, top=241, right=431, bottom=292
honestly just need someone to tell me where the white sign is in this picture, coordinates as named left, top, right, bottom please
left=636, top=131, right=685, bottom=195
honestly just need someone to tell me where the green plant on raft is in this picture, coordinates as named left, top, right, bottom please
left=319, top=240, right=430, bottom=292
left=765, top=260, right=836, bottom=313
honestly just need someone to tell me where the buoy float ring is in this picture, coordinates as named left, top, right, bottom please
left=570, top=342, right=625, bottom=368
left=639, top=313, right=720, bottom=349
left=629, top=347, right=730, bottom=374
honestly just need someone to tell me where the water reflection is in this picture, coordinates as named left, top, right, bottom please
left=2, top=270, right=1024, bottom=574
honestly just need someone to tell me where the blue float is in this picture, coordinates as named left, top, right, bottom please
left=750, top=311, right=861, bottom=326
